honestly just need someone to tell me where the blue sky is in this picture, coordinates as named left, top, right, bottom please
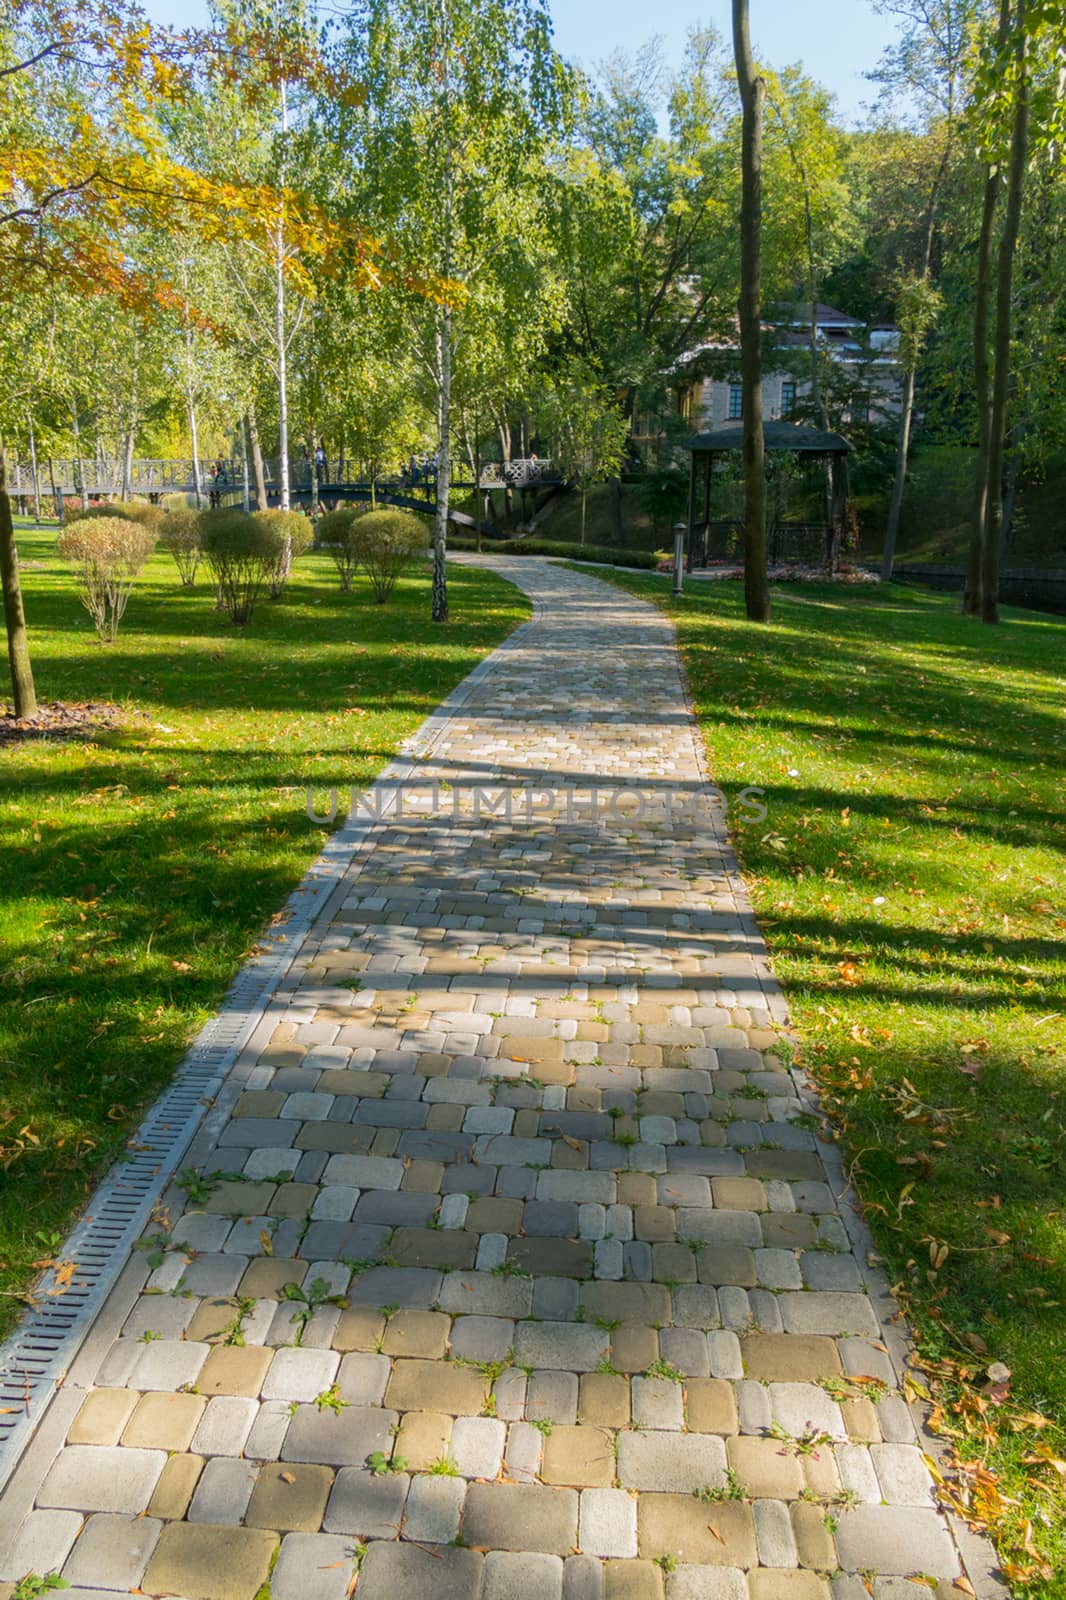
left=145, top=0, right=897, bottom=126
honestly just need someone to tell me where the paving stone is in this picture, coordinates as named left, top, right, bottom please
left=67, top=1388, right=138, bottom=1446
left=261, top=1346, right=340, bottom=1403
left=632, top=1377, right=685, bottom=1431
left=565, top=1553, right=606, bottom=1600
left=725, top=1436, right=804, bottom=1499
left=190, top=1395, right=259, bottom=1456
left=348, top=1265, right=442, bottom=1308
left=495, top=1366, right=528, bottom=1420
left=509, top=1237, right=595, bottom=1277
left=527, top=1370, right=580, bottom=1424
left=322, top=1465, right=410, bottom=1536
left=637, top=1497, right=757, bottom=1567
left=394, top=1410, right=454, bottom=1471
left=526, top=1200, right=581, bottom=1236
left=610, top=1326, right=659, bottom=1374
left=402, top=1472, right=467, bottom=1542
left=38, top=1445, right=165, bottom=1514
left=271, top=1531, right=356, bottom=1600
left=450, top=1313, right=515, bottom=1362
left=535, top=1276, right=581, bottom=1320
left=128, top=1337, right=209, bottom=1391
left=579, top=1373, right=631, bottom=1428
left=463, top=1482, right=579, bottom=1554
left=538, top=1170, right=616, bottom=1204
left=187, top=1456, right=257, bottom=1523
left=747, top=1575, right=831, bottom=1600
left=581, top=1283, right=672, bottom=1326
left=121, top=1390, right=205, bottom=1451
left=741, top=1333, right=843, bottom=1380
left=580, top=1488, right=638, bottom=1557
left=605, top=1559, right=665, bottom=1598
left=753, top=1497, right=799, bottom=1567
left=770, top=1382, right=846, bottom=1441
left=483, top=1550, right=565, bottom=1599
left=618, top=1432, right=727, bottom=1493
left=870, top=1441, right=936, bottom=1505
left=147, top=1452, right=203, bottom=1519
left=282, top=1403, right=397, bottom=1467
left=516, top=1320, right=609, bottom=1372
left=332, top=1306, right=387, bottom=1351
left=387, top=1358, right=488, bottom=1413
left=0, top=1509, right=83, bottom=1582
left=439, top=1270, right=533, bottom=1318
left=322, top=1153, right=404, bottom=1187
left=836, top=1442, right=882, bottom=1502
left=542, top=1425, right=616, bottom=1487
left=779, top=1293, right=880, bottom=1337
left=356, top=1540, right=483, bottom=1599
left=451, top=1415, right=506, bottom=1478
left=505, top=1420, right=544, bottom=1482
left=685, top=1379, right=738, bottom=1435
left=142, top=1522, right=278, bottom=1600
left=659, top=1328, right=710, bottom=1378
left=790, top=1502, right=838, bottom=1570
left=672, top=1287, right=720, bottom=1329
left=198, top=1344, right=273, bottom=1397
left=706, top=1331, right=743, bottom=1380
left=664, top=1569, right=747, bottom=1599
left=246, top=1461, right=334, bottom=1530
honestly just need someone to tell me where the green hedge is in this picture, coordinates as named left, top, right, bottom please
left=445, top=536, right=658, bottom=570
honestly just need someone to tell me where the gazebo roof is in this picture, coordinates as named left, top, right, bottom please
left=684, top=421, right=851, bottom=455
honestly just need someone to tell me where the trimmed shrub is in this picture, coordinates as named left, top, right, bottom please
left=66, top=498, right=165, bottom=533
left=316, top=505, right=365, bottom=590
left=56, top=516, right=158, bottom=641
left=200, top=509, right=283, bottom=625
left=255, top=508, right=313, bottom=597
left=349, top=509, right=428, bottom=602
left=162, top=491, right=196, bottom=511
left=160, top=508, right=202, bottom=586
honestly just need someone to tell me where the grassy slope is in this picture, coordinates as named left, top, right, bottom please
left=0, top=531, right=529, bottom=1333
left=578, top=566, right=1066, bottom=1591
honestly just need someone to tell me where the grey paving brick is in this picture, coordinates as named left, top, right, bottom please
left=515, top=1321, right=609, bottom=1372
left=357, top=1540, right=483, bottom=1599
left=38, top=1446, right=165, bottom=1514
left=323, top=1466, right=410, bottom=1537
left=483, top=1550, right=566, bottom=1599
left=579, top=1487, right=638, bottom=1558
left=191, top=1395, right=259, bottom=1456
left=402, top=1473, right=467, bottom=1542
left=271, top=1532, right=357, bottom=1600
left=463, top=1482, right=579, bottom=1554
left=617, top=1431, right=727, bottom=1492
left=833, top=1505, right=958, bottom=1578
left=565, top=1553, right=606, bottom=1600
left=527, top=1370, right=580, bottom=1425
left=282, top=1404, right=397, bottom=1467
left=62, top=1512, right=161, bottom=1590
left=0, top=1509, right=84, bottom=1582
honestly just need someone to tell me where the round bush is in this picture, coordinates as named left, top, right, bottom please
left=57, top=515, right=158, bottom=641
left=160, top=507, right=202, bottom=586
left=350, top=509, right=428, bottom=602
left=66, top=498, right=164, bottom=532
left=254, top=508, right=313, bottom=596
left=316, top=505, right=367, bottom=590
left=201, top=509, right=284, bottom=624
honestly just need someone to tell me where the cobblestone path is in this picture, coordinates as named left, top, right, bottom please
left=0, top=560, right=995, bottom=1599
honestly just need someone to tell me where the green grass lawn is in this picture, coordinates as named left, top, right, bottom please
left=579, top=566, right=1066, bottom=1592
left=0, top=529, right=528, bottom=1334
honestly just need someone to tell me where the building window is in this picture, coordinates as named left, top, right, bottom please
left=728, top=384, right=743, bottom=420
left=781, top=381, right=795, bottom=417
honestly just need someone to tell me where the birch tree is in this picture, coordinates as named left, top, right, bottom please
left=346, top=0, right=569, bottom=621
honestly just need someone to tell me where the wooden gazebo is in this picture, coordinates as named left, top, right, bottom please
left=682, top=420, right=852, bottom=568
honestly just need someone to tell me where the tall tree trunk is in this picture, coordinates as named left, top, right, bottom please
left=432, top=305, right=451, bottom=622
left=981, top=6, right=1029, bottom=625
left=240, top=415, right=251, bottom=513
left=965, top=0, right=1012, bottom=615
left=881, top=363, right=916, bottom=581
left=121, top=383, right=137, bottom=502
left=882, top=145, right=952, bottom=582
left=248, top=408, right=268, bottom=509
left=965, top=166, right=1000, bottom=614
left=733, top=0, right=770, bottom=622
left=0, top=444, right=38, bottom=717
left=71, top=406, right=88, bottom=510
left=28, top=418, right=41, bottom=522
left=431, top=0, right=453, bottom=623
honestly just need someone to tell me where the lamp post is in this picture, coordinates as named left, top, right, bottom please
left=672, top=521, right=686, bottom=597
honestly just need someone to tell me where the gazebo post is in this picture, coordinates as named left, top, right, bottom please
left=702, top=452, right=712, bottom=567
